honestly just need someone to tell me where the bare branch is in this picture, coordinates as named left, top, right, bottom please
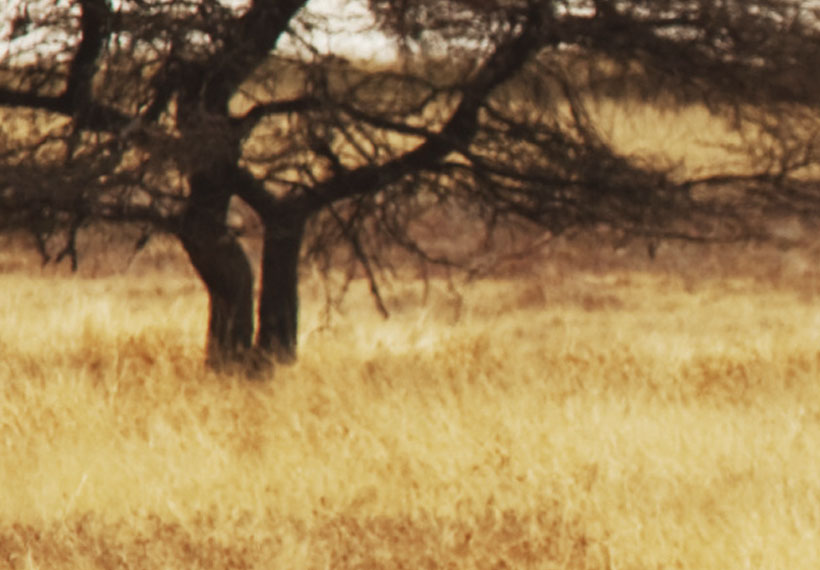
left=297, top=3, right=550, bottom=211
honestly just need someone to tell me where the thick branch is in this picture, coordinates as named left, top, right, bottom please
left=296, top=6, right=549, bottom=213
left=234, top=96, right=320, bottom=135
left=0, top=0, right=130, bottom=130
left=201, top=0, right=309, bottom=110
left=64, top=0, right=110, bottom=114
left=0, top=91, right=68, bottom=114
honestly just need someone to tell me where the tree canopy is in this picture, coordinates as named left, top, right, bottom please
left=2, top=0, right=820, bottom=374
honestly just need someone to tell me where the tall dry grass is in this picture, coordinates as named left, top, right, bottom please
left=2, top=234, right=820, bottom=569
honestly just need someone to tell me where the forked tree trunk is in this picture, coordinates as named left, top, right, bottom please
left=256, top=212, right=306, bottom=363
left=178, top=165, right=308, bottom=374
left=178, top=168, right=255, bottom=370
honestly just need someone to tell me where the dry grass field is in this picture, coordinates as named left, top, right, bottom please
left=2, top=232, right=820, bottom=569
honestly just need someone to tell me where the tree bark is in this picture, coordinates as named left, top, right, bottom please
left=256, top=211, right=306, bottom=364
left=178, top=167, right=255, bottom=370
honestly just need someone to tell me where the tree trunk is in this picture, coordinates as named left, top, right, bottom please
left=256, top=211, right=306, bottom=363
left=178, top=167, right=255, bottom=370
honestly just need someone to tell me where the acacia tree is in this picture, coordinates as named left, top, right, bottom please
left=2, top=0, right=820, bottom=373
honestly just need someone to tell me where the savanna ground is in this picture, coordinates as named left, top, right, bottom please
left=4, top=98, right=820, bottom=569
left=3, top=230, right=820, bottom=569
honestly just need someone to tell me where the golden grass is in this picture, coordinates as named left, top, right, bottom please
left=2, top=237, right=820, bottom=569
